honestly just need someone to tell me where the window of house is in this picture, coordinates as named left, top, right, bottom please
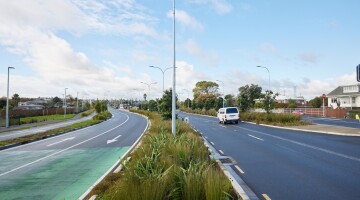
left=352, top=97, right=356, bottom=104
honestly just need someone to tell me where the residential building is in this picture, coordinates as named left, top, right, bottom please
left=327, top=84, right=360, bottom=109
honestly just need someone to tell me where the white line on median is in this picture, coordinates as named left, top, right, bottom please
left=248, top=134, right=264, bottom=141
left=0, top=114, right=130, bottom=177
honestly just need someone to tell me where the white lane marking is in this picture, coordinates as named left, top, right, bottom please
left=0, top=114, right=130, bottom=177
left=219, top=150, right=224, bottom=154
left=235, top=165, right=244, bottom=174
left=205, top=136, right=208, bottom=139
left=46, top=137, right=75, bottom=147
left=107, top=134, right=122, bottom=144
left=210, top=141, right=215, bottom=145
left=248, top=134, right=264, bottom=141
left=220, top=125, right=226, bottom=128
left=237, top=126, right=360, bottom=162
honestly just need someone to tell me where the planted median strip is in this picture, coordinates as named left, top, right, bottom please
left=87, top=110, right=239, bottom=200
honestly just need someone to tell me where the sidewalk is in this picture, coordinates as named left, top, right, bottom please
left=0, top=112, right=95, bottom=142
left=284, top=124, right=360, bottom=136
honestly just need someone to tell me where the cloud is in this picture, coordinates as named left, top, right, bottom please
left=184, top=39, right=219, bottom=66
left=299, top=53, right=319, bottom=64
left=0, top=0, right=165, bottom=99
left=188, top=0, right=233, bottom=14
left=167, top=9, right=203, bottom=30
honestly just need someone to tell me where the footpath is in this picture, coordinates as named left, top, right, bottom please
left=0, top=112, right=95, bottom=142
left=282, top=124, right=360, bottom=137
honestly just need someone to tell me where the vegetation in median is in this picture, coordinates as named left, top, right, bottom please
left=0, top=119, right=102, bottom=148
left=19, top=114, right=75, bottom=125
left=81, top=108, right=95, bottom=117
left=89, top=110, right=237, bottom=200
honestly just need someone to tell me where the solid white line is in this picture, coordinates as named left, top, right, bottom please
left=0, top=114, right=130, bottom=177
left=248, top=134, right=264, bottom=141
left=238, top=126, right=360, bottom=162
left=219, top=150, right=224, bottom=154
left=235, top=165, right=244, bottom=174
left=46, top=137, right=75, bottom=147
left=210, top=141, right=215, bottom=145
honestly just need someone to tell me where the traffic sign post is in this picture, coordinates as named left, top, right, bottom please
left=322, top=94, right=326, bottom=117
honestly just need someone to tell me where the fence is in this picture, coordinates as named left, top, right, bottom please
left=0, top=108, right=76, bottom=127
left=254, top=108, right=347, bottom=118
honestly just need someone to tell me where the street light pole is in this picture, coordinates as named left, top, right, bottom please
left=149, top=66, right=172, bottom=92
left=216, top=80, right=225, bottom=108
left=172, top=0, right=176, bottom=136
left=6, top=66, right=15, bottom=128
left=140, top=82, right=157, bottom=101
left=76, top=91, right=79, bottom=113
left=256, top=66, right=271, bottom=91
left=64, top=88, right=68, bottom=119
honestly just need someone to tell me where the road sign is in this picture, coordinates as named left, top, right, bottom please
left=357, top=64, right=360, bottom=82
left=322, top=94, right=326, bottom=98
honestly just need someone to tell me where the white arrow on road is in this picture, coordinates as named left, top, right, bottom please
left=46, top=137, right=75, bottom=147
left=107, top=135, right=122, bottom=144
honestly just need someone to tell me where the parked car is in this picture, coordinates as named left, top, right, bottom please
left=217, top=107, right=239, bottom=124
left=292, top=110, right=305, bottom=115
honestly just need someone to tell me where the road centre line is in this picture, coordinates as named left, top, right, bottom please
left=0, top=113, right=130, bottom=177
left=248, top=134, right=264, bottom=141
left=237, top=126, right=360, bottom=162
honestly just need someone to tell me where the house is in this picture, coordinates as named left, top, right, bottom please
left=327, top=84, right=360, bottom=109
left=17, top=98, right=49, bottom=110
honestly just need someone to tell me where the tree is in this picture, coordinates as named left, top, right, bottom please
left=158, top=89, right=177, bottom=120
left=0, top=97, right=7, bottom=109
left=192, top=81, right=219, bottom=110
left=184, top=98, right=192, bottom=108
left=12, top=93, right=20, bottom=107
left=261, top=90, right=278, bottom=114
left=51, top=96, right=63, bottom=107
left=224, top=94, right=235, bottom=107
left=148, top=100, right=158, bottom=111
left=237, top=84, right=262, bottom=112
left=287, top=100, right=297, bottom=108
left=309, top=97, right=322, bottom=108
left=95, top=99, right=101, bottom=113
left=237, top=84, right=260, bottom=111
left=143, top=93, right=147, bottom=102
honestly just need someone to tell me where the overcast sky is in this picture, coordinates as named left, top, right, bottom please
left=0, top=0, right=359, bottom=101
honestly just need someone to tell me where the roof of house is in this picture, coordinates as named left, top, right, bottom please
left=328, top=85, right=360, bottom=96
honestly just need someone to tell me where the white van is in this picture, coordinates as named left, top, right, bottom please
left=217, top=107, right=239, bottom=124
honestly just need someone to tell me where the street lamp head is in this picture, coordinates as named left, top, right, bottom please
left=256, top=66, right=262, bottom=68
left=8, top=67, right=15, bottom=69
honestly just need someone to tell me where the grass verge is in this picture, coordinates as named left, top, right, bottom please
left=88, top=110, right=238, bottom=200
left=20, top=114, right=75, bottom=125
left=0, top=119, right=102, bottom=148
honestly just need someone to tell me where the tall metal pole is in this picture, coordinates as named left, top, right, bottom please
left=64, top=88, right=68, bottom=118
left=6, top=67, right=15, bottom=128
left=216, top=80, right=225, bottom=108
left=140, top=82, right=157, bottom=101
left=172, top=0, right=176, bottom=136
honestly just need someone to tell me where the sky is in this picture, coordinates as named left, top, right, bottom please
left=0, top=0, right=359, bottom=101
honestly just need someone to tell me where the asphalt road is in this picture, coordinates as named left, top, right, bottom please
left=179, top=112, right=360, bottom=200
left=302, top=115, right=360, bottom=129
left=0, top=109, right=148, bottom=200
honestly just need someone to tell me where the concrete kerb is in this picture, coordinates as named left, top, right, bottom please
left=191, top=126, right=254, bottom=200
left=80, top=111, right=150, bottom=200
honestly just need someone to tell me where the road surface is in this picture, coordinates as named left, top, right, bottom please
left=0, top=109, right=147, bottom=200
left=302, top=115, right=360, bottom=129
left=179, top=112, right=360, bottom=200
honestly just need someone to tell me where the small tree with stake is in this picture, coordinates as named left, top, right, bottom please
left=262, top=90, right=278, bottom=114
left=158, top=89, right=177, bottom=120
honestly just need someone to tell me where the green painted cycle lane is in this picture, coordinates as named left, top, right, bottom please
left=0, top=146, right=129, bottom=200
